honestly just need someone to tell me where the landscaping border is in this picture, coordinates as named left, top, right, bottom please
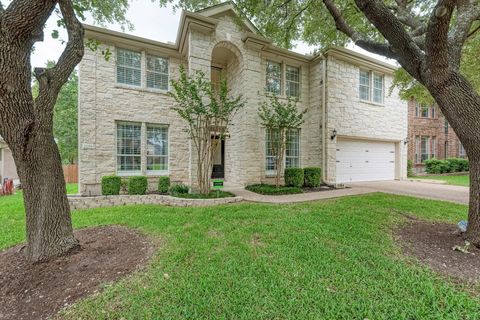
left=68, top=194, right=243, bottom=210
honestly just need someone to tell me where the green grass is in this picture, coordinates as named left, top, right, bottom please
left=246, top=183, right=303, bottom=195
left=173, top=190, right=235, bottom=199
left=1, top=189, right=479, bottom=319
left=414, top=174, right=470, bottom=187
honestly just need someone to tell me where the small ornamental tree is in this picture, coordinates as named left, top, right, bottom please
left=258, top=95, right=306, bottom=188
left=169, top=65, right=245, bottom=194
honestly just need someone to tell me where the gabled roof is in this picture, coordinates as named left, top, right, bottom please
left=195, top=1, right=259, bottom=34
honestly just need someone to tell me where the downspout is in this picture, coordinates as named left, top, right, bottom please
left=321, top=57, right=327, bottom=184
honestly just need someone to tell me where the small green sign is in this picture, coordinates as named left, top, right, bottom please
left=212, top=180, right=224, bottom=189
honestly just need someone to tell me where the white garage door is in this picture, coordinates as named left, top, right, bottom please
left=336, top=139, right=396, bottom=183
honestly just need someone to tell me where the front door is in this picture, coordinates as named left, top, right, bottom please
left=211, top=138, right=225, bottom=179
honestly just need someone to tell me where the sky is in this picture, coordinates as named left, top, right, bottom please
left=30, top=0, right=394, bottom=68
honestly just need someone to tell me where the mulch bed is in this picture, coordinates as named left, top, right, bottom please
left=0, top=225, right=156, bottom=320
left=395, top=220, right=480, bottom=283
left=302, top=185, right=338, bottom=193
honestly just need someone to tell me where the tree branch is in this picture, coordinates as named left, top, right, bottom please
left=353, top=0, right=426, bottom=81
left=322, top=0, right=399, bottom=60
left=448, top=0, right=480, bottom=68
left=424, top=0, right=456, bottom=76
left=34, top=0, right=84, bottom=117
left=3, top=0, right=56, bottom=42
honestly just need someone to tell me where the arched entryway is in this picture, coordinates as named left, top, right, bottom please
left=210, top=42, right=243, bottom=180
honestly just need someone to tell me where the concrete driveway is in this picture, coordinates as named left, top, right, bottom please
left=348, top=180, right=469, bottom=205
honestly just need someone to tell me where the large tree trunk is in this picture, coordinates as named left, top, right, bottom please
left=14, top=133, right=79, bottom=262
left=466, top=158, right=480, bottom=244
left=423, top=70, right=480, bottom=246
left=0, top=0, right=83, bottom=263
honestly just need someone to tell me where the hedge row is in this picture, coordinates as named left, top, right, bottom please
left=284, top=167, right=322, bottom=188
left=101, top=176, right=173, bottom=195
left=424, top=158, right=469, bottom=174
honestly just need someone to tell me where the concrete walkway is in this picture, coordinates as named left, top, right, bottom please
left=226, top=180, right=469, bottom=205
left=348, top=180, right=469, bottom=205
left=226, top=186, right=374, bottom=204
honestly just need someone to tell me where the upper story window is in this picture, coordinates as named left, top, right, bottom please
left=444, top=119, right=449, bottom=134
left=266, top=61, right=282, bottom=94
left=286, top=66, right=300, bottom=98
left=116, top=48, right=141, bottom=86
left=359, top=70, right=384, bottom=104
left=146, top=55, right=169, bottom=90
left=415, top=101, right=436, bottom=118
left=359, top=70, right=371, bottom=101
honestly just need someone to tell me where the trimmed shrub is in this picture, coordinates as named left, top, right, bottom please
left=101, top=176, right=121, bottom=195
left=284, top=168, right=304, bottom=188
left=407, top=160, right=414, bottom=177
left=158, top=176, right=171, bottom=193
left=424, top=159, right=448, bottom=174
left=458, top=158, right=469, bottom=172
left=169, top=184, right=189, bottom=195
left=303, top=167, right=322, bottom=187
left=245, top=184, right=303, bottom=195
left=446, top=158, right=461, bottom=173
left=128, top=176, right=148, bottom=195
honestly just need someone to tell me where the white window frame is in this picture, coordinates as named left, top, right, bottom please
left=266, top=60, right=282, bottom=95
left=116, top=48, right=142, bottom=87
left=146, top=54, right=169, bottom=91
left=285, top=65, right=300, bottom=98
left=459, top=142, right=467, bottom=158
left=359, top=69, right=384, bottom=105
left=146, top=124, right=169, bottom=175
left=116, top=121, right=142, bottom=176
left=265, top=128, right=300, bottom=176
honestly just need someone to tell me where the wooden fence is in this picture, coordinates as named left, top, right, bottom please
left=63, top=164, right=78, bottom=183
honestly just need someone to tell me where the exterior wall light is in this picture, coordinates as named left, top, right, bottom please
left=404, top=137, right=409, bottom=145
left=331, top=129, right=337, bottom=141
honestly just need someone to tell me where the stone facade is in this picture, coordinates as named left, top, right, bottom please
left=0, top=137, right=18, bottom=182
left=407, top=99, right=466, bottom=173
left=78, top=4, right=408, bottom=195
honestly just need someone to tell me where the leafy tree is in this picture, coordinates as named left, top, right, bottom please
left=169, top=65, right=245, bottom=194
left=0, top=0, right=133, bottom=263
left=169, top=0, right=480, bottom=246
left=258, top=95, right=306, bottom=188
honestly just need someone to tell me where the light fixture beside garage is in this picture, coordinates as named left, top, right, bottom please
left=331, top=129, right=337, bottom=141
left=404, top=137, right=409, bottom=145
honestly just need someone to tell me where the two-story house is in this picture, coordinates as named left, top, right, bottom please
left=407, top=99, right=467, bottom=173
left=78, top=2, right=408, bottom=196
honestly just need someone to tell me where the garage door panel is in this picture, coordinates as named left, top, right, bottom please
left=336, top=139, right=396, bottom=183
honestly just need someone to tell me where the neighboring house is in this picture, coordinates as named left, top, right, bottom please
left=0, top=137, right=19, bottom=183
left=407, top=99, right=467, bottom=173
left=78, top=2, right=408, bottom=196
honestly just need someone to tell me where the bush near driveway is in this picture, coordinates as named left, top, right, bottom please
left=303, top=167, right=321, bottom=187
left=101, top=176, right=122, bottom=195
left=284, top=168, right=304, bottom=188
left=425, top=158, right=469, bottom=174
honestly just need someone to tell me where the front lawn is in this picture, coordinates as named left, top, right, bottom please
left=1, top=191, right=478, bottom=319
left=414, top=174, right=470, bottom=187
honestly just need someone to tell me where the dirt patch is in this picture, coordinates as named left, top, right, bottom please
left=0, top=225, right=156, bottom=320
left=396, top=220, right=480, bottom=283
left=302, top=185, right=337, bottom=193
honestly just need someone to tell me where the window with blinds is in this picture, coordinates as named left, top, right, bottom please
left=116, top=122, right=142, bottom=173
left=146, top=55, right=169, bottom=90
left=116, top=48, right=141, bottom=86
left=286, top=66, right=300, bottom=98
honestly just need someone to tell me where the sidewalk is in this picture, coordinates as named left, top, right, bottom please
left=226, top=187, right=374, bottom=204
